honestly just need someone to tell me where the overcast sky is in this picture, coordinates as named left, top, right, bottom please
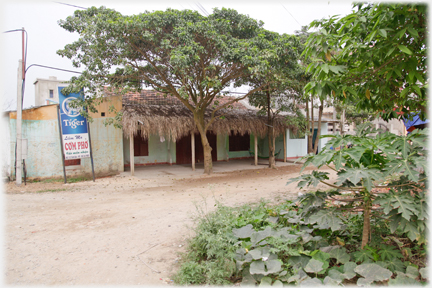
left=0, top=0, right=355, bottom=111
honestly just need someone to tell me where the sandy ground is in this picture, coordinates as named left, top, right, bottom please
left=4, top=163, right=335, bottom=286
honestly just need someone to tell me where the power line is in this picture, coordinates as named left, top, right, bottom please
left=195, top=2, right=209, bottom=16
left=280, top=3, right=302, bottom=27
left=53, top=1, right=87, bottom=10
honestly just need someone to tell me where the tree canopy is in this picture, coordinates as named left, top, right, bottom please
left=302, top=3, right=428, bottom=121
left=243, top=31, right=301, bottom=167
left=57, top=7, right=296, bottom=174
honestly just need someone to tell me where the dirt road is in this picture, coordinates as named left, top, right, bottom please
left=4, top=164, right=334, bottom=286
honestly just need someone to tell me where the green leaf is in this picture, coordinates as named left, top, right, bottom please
left=398, top=45, right=413, bottom=55
left=327, top=262, right=357, bottom=281
left=329, top=247, right=351, bottom=264
left=304, top=259, right=324, bottom=274
left=321, top=63, right=329, bottom=74
left=241, top=267, right=257, bottom=285
left=307, top=208, right=344, bottom=231
left=250, top=259, right=282, bottom=275
left=388, top=274, right=420, bottom=285
left=355, top=263, right=393, bottom=285
left=378, top=244, right=403, bottom=261
left=407, top=27, right=419, bottom=38
left=406, top=265, right=419, bottom=279
left=378, top=29, right=387, bottom=37
left=323, top=276, right=341, bottom=285
left=248, top=247, right=271, bottom=260
left=353, top=249, right=375, bottom=263
left=251, top=227, right=273, bottom=246
left=233, top=224, right=254, bottom=239
left=385, top=258, right=406, bottom=273
left=271, top=279, right=283, bottom=286
left=259, top=276, right=272, bottom=286
left=343, top=146, right=367, bottom=164
left=301, top=277, right=323, bottom=285
left=288, top=255, right=311, bottom=270
left=310, top=250, right=330, bottom=271
left=419, top=267, right=428, bottom=280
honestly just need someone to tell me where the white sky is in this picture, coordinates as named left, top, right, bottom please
left=0, top=0, right=355, bottom=110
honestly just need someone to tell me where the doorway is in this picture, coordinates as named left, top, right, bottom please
left=176, top=131, right=217, bottom=164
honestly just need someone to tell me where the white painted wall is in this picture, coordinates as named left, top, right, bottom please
left=34, top=76, right=68, bottom=106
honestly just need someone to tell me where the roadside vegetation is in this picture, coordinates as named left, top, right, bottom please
left=173, top=126, right=428, bottom=286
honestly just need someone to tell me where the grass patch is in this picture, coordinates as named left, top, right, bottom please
left=36, top=188, right=67, bottom=193
left=28, top=176, right=94, bottom=184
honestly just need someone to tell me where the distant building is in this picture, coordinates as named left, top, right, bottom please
left=34, top=76, right=67, bottom=106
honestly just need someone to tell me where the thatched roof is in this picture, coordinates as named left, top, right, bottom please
left=122, top=103, right=298, bottom=141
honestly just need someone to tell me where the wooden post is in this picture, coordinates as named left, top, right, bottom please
left=191, top=132, right=195, bottom=171
left=130, top=132, right=134, bottom=176
left=254, top=134, right=258, bottom=166
left=283, top=129, right=286, bottom=163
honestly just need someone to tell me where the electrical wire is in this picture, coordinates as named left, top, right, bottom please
left=280, top=3, right=302, bottom=27
left=53, top=2, right=87, bottom=10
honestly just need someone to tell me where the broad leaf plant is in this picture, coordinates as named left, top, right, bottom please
left=289, top=123, right=428, bottom=249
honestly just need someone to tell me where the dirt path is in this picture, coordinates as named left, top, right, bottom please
left=4, top=164, right=335, bottom=286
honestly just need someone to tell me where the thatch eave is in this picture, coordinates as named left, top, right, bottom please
left=122, top=103, right=298, bottom=141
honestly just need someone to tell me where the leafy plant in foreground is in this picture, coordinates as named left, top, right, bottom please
left=288, top=123, right=428, bottom=248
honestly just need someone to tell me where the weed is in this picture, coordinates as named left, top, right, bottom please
left=36, top=188, right=67, bottom=193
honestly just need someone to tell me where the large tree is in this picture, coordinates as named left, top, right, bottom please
left=302, top=3, right=428, bottom=121
left=57, top=7, right=287, bottom=174
left=245, top=31, right=301, bottom=168
left=292, top=26, right=324, bottom=154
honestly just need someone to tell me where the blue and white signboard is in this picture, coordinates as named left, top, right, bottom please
left=59, top=87, right=90, bottom=160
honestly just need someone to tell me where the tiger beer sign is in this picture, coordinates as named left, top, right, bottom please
left=59, top=87, right=90, bottom=160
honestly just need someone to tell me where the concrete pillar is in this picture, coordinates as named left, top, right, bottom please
left=191, top=132, right=195, bottom=171
left=254, top=134, right=258, bottom=166
left=130, top=132, right=134, bottom=176
left=283, top=130, right=286, bottom=162
left=16, top=60, right=23, bottom=186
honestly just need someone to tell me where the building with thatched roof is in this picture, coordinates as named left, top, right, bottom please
left=118, top=89, right=331, bottom=173
left=6, top=78, right=332, bottom=180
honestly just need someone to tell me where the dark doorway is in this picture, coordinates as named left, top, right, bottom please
left=176, top=131, right=217, bottom=164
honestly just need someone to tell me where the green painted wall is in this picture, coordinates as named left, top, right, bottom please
left=9, top=115, right=123, bottom=179
left=217, top=134, right=229, bottom=161
left=123, top=133, right=176, bottom=165
left=9, top=118, right=64, bottom=178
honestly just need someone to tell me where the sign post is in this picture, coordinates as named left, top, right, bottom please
left=58, top=87, right=95, bottom=182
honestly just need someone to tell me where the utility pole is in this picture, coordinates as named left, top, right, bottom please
left=16, top=59, right=23, bottom=186
left=15, top=27, right=25, bottom=186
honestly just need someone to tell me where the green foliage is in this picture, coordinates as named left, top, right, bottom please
left=175, top=196, right=427, bottom=286
left=302, top=3, right=428, bottom=120
left=173, top=261, right=206, bottom=285
left=289, top=124, right=428, bottom=247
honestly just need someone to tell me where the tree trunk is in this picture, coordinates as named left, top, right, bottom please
left=313, top=99, right=324, bottom=154
left=306, top=99, right=314, bottom=154
left=361, top=196, right=371, bottom=249
left=194, top=111, right=213, bottom=175
left=267, top=91, right=276, bottom=169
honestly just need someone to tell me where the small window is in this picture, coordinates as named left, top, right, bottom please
left=229, top=132, right=250, bottom=151
left=133, top=133, right=149, bottom=156
left=101, top=112, right=105, bottom=117
left=65, top=159, right=80, bottom=166
left=49, top=89, right=54, bottom=99
left=289, top=129, right=305, bottom=139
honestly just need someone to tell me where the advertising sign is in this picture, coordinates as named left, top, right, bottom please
left=58, top=87, right=90, bottom=160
